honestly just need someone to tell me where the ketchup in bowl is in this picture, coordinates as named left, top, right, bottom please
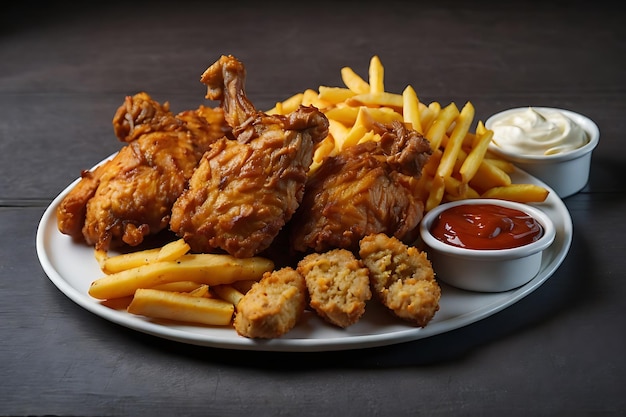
left=429, top=203, right=543, bottom=250
left=419, top=199, right=556, bottom=292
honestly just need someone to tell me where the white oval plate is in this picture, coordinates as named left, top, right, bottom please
left=37, top=160, right=572, bottom=352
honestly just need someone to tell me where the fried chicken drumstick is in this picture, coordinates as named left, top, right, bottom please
left=170, top=55, right=329, bottom=258
left=56, top=92, right=229, bottom=251
left=291, top=120, right=432, bottom=253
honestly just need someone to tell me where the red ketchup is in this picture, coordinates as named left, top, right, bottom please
left=429, top=203, right=543, bottom=250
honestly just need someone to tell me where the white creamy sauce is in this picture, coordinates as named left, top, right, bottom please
left=490, top=107, right=588, bottom=156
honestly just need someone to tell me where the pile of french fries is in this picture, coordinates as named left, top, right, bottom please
left=89, top=56, right=550, bottom=330
left=90, top=239, right=272, bottom=326
left=268, top=55, right=549, bottom=211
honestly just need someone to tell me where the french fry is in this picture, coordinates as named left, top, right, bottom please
left=324, top=106, right=359, bottom=126
left=98, top=238, right=190, bottom=274
left=469, top=160, right=512, bottom=192
left=266, top=102, right=281, bottom=115
left=325, top=105, right=403, bottom=127
left=437, top=102, right=475, bottom=179
left=426, top=175, right=446, bottom=212
left=481, top=184, right=549, bottom=202
left=188, top=284, right=211, bottom=298
left=443, top=175, right=481, bottom=200
left=151, top=281, right=205, bottom=293
left=302, top=88, right=329, bottom=108
left=483, top=157, right=516, bottom=173
left=327, top=118, right=350, bottom=143
left=341, top=66, right=370, bottom=94
left=420, top=101, right=441, bottom=133
left=425, top=102, right=459, bottom=151
left=89, top=254, right=274, bottom=300
left=127, top=288, right=234, bottom=326
left=365, top=107, right=404, bottom=125
left=156, top=238, right=191, bottom=262
left=98, top=248, right=161, bottom=275
left=341, top=124, right=368, bottom=150
left=459, top=127, right=493, bottom=184
left=318, top=86, right=356, bottom=104
left=212, top=284, right=245, bottom=307
left=266, top=92, right=303, bottom=115
left=283, top=92, right=305, bottom=112
left=461, top=132, right=478, bottom=148
left=356, top=130, right=380, bottom=145
left=422, top=148, right=443, bottom=177
left=402, top=85, right=422, bottom=133
left=475, top=120, right=488, bottom=136
left=311, top=135, right=335, bottom=167
left=368, top=55, right=384, bottom=94
left=340, top=106, right=372, bottom=149
left=345, top=92, right=404, bottom=109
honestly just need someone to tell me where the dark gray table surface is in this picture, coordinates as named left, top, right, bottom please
left=2, top=1, right=625, bottom=416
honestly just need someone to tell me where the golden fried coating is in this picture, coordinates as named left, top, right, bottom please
left=170, top=55, right=328, bottom=258
left=233, top=267, right=306, bottom=339
left=111, top=92, right=180, bottom=143
left=297, top=248, right=371, bottom=328
left=56, top=92, right=229, bottom=251
left=290, top=121, right=431, bottom=253
left=359, top=233, right=440, bottom=327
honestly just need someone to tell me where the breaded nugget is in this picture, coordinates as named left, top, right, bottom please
left=297, top=249, right=372, bottom=328
left=359, top=233, right=440, bottom=327
left=233, top=267, right=306, bottom=339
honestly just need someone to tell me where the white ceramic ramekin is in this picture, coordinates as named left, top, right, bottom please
left=485, top=107, right=599, bottom=198
left=419, top=199, right=556, bottom=292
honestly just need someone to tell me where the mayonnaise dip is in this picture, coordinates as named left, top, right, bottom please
left=489, top=107, right=588, bottom=156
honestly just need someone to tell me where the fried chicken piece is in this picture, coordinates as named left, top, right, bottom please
left=290, top=121, right=432, bottom=253
left=55, top=161, right=110, bottom=240
left=233, top=267, right=306, bottom=339
left=170, top=55, right=329, bottom=258
left=112, top=92, right=181, bottom=142
left=359, top=233, right=440, bottom=327
left=297, top=249, right=371, bottom=328
left=56, top=92, right=230, bottom=251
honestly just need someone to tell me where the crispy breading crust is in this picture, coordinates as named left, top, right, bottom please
left=359, top=233, right=440, bottom=327
left=297, top=249, right=372, bottom=328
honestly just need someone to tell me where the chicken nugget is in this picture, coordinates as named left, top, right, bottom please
left=359, top=233, right=440, bottom=327
left=297, top=249, right=371, bottom=328
left=233, top=267, right=306, bottom=339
